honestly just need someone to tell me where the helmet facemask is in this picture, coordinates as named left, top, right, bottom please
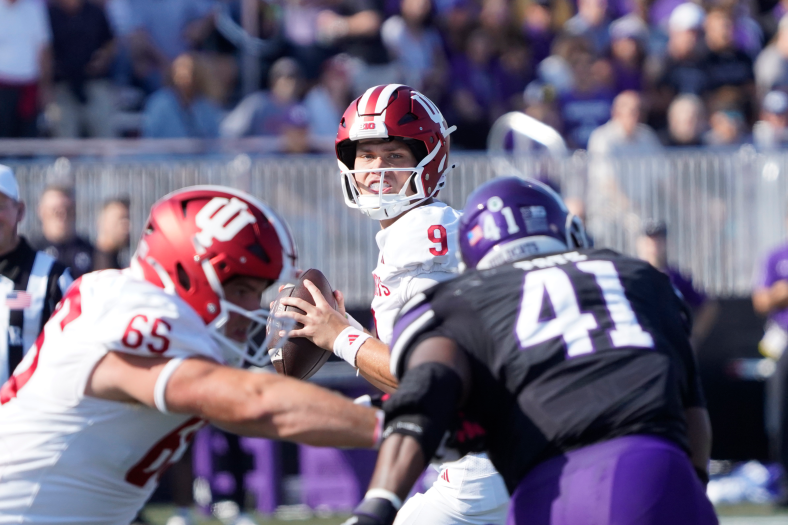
left=341, top=166, right=437, bottom=220
left=201, top=259, right=297, bottom=368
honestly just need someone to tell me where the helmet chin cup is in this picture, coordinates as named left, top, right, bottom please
left=341, top=166, right=441, bottom=220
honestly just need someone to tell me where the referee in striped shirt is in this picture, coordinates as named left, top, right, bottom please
left=0, top=165, right=72, bottom=386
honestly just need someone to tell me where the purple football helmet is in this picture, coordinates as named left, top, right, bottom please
left=459, top=176, right=588, bottom=270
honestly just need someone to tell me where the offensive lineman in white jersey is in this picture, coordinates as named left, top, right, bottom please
left=277, top=84, right=508, bottom=525
left=0, top=186, right=383, bottom=525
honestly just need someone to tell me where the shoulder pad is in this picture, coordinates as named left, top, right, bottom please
left=89, top=273, right=222, bottom=362
left=380, top=203, right=462, bottom=272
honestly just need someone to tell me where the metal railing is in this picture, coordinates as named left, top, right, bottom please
left=6, top=146, right=784, bottom=303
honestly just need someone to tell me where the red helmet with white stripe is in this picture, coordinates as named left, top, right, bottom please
left=131, top=185, right=298, bottom=367
left=336, top=84, right=456, bottom=220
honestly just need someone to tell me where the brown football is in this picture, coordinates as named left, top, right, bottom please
left=267, top=268, right=336, bottom=380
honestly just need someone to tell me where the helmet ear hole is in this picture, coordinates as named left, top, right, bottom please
left=176, top=263, right=191, bottom=291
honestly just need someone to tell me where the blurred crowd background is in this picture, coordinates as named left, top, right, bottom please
left=6, top=0, right=788, bottom=152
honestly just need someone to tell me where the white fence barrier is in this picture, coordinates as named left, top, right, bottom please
left=6, top=147, right=784, bottom=303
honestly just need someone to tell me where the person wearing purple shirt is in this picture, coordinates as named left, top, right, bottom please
left=753, top=238, right=788, bottom=504
left=636, top=221, right=718, bottom=350
left=446, top=28, right=497, bottom=149
left=557, top=40, right=616, bottom=148
left=609, top=15, right=647, bottom=93
left=522, top=0, right=556, bottom=65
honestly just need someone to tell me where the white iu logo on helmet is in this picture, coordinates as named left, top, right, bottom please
left=195, top=197, right=256, bottom=248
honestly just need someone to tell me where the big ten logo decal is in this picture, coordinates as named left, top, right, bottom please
left=195, top=197, right=257, bottom=248
left=122, top=315, right=172, bottom=354
left=359, top=122, right=376, bottom=130
left=125, top=418, right=206, bottom=487
left=373, top=274, right=390, bottom=297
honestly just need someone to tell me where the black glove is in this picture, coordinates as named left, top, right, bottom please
left=340, top=497, right=398, bottom=525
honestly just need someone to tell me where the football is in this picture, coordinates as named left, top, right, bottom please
left=267, top=268, right=336, bottom=380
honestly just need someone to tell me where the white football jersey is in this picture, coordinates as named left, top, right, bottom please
left=369, top=203, right=508, bottom=525
left=0, top=269, right=224, bottom=525
left=371, top=202, right=461, bottom=346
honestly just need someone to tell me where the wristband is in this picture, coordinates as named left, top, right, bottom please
left=364, top=488, right=402, bottom=511
left=333, top=326, right=370, bottom=367
left=154, top=357, right=185, bottom=414
left=345, top=312, right=364, bottom=331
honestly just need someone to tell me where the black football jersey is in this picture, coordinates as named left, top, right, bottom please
left=390, top=248, right=705, bottom=492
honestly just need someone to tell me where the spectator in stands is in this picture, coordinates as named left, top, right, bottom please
left=279, top=104, right=318, bottom=154
left=304, top=55, right=353, bottom=138
left=48, top=0, right=116, bottom=138
left=33, top=186, right=94, bottom=278
left=521, top=0, right=557, bottom=65
left=609, top=15, right=647, bottom=93
left=93, top=197, right=129, bottom=271
left=700, top=7, right=754, bottom=94
left=563, top=0, right=611, bottom=56
left=434, top=0, right=476, bottom=62
left=637, top=221, right=705, bottom=309
left=753, top=227, right=788, bottom=500
left=662, top=93, right=705, bottom=147
left=637, top=220, right=717, bottom=348
left=380, top=0, right=447, bottom=97
left=557, top=38, right=616, bottom=149
left=703, top=107, right=748, bottom=147
left=755, top=90, right=788, bottom=150
left=493, top=35, right=534, bottom=115
left=0, top=0, right=52, bottom=138
left=315, top=0, right=399, bottom=94
left=142, top=52, right=222, bottom=138
left=649, top=3, right=707, bottom=128
left=221, top=57, right=303, bottom=138
left=128, top=0, right=215, bottom=93
left=588, top=90, right=662, bottom=155
left=755, top=14, right=788, bottom=99
left=446, top=28, right=498, bottom=149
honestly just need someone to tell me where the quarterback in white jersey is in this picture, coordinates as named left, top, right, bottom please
left=0, top=186, right=382, bottom=525
left=278, top=85, right=508, bottom=525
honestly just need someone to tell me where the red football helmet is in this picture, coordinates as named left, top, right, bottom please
left=336, top=84, right=456, bottom=220
left=131, top=186, right=298, bottom=367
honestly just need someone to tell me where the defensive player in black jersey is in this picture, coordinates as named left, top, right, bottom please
left=342, top=177, right=716, bottom=525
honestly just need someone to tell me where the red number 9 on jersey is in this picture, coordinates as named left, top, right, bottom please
left=428, top=225, right=448, bottom=256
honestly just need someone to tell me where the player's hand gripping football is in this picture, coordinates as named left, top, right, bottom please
left=277, top=280, right=350, bottom=351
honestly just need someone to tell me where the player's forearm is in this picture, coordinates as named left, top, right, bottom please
left=166, top=360, right=379, bottom=448
left=356, top=338, right=398, bottom=393
left=217, top=379, right=380, bottom=448
left=368, top=434, right=426, bottom=500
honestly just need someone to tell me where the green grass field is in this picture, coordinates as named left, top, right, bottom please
left=142, top=504, right=788, bottom=525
